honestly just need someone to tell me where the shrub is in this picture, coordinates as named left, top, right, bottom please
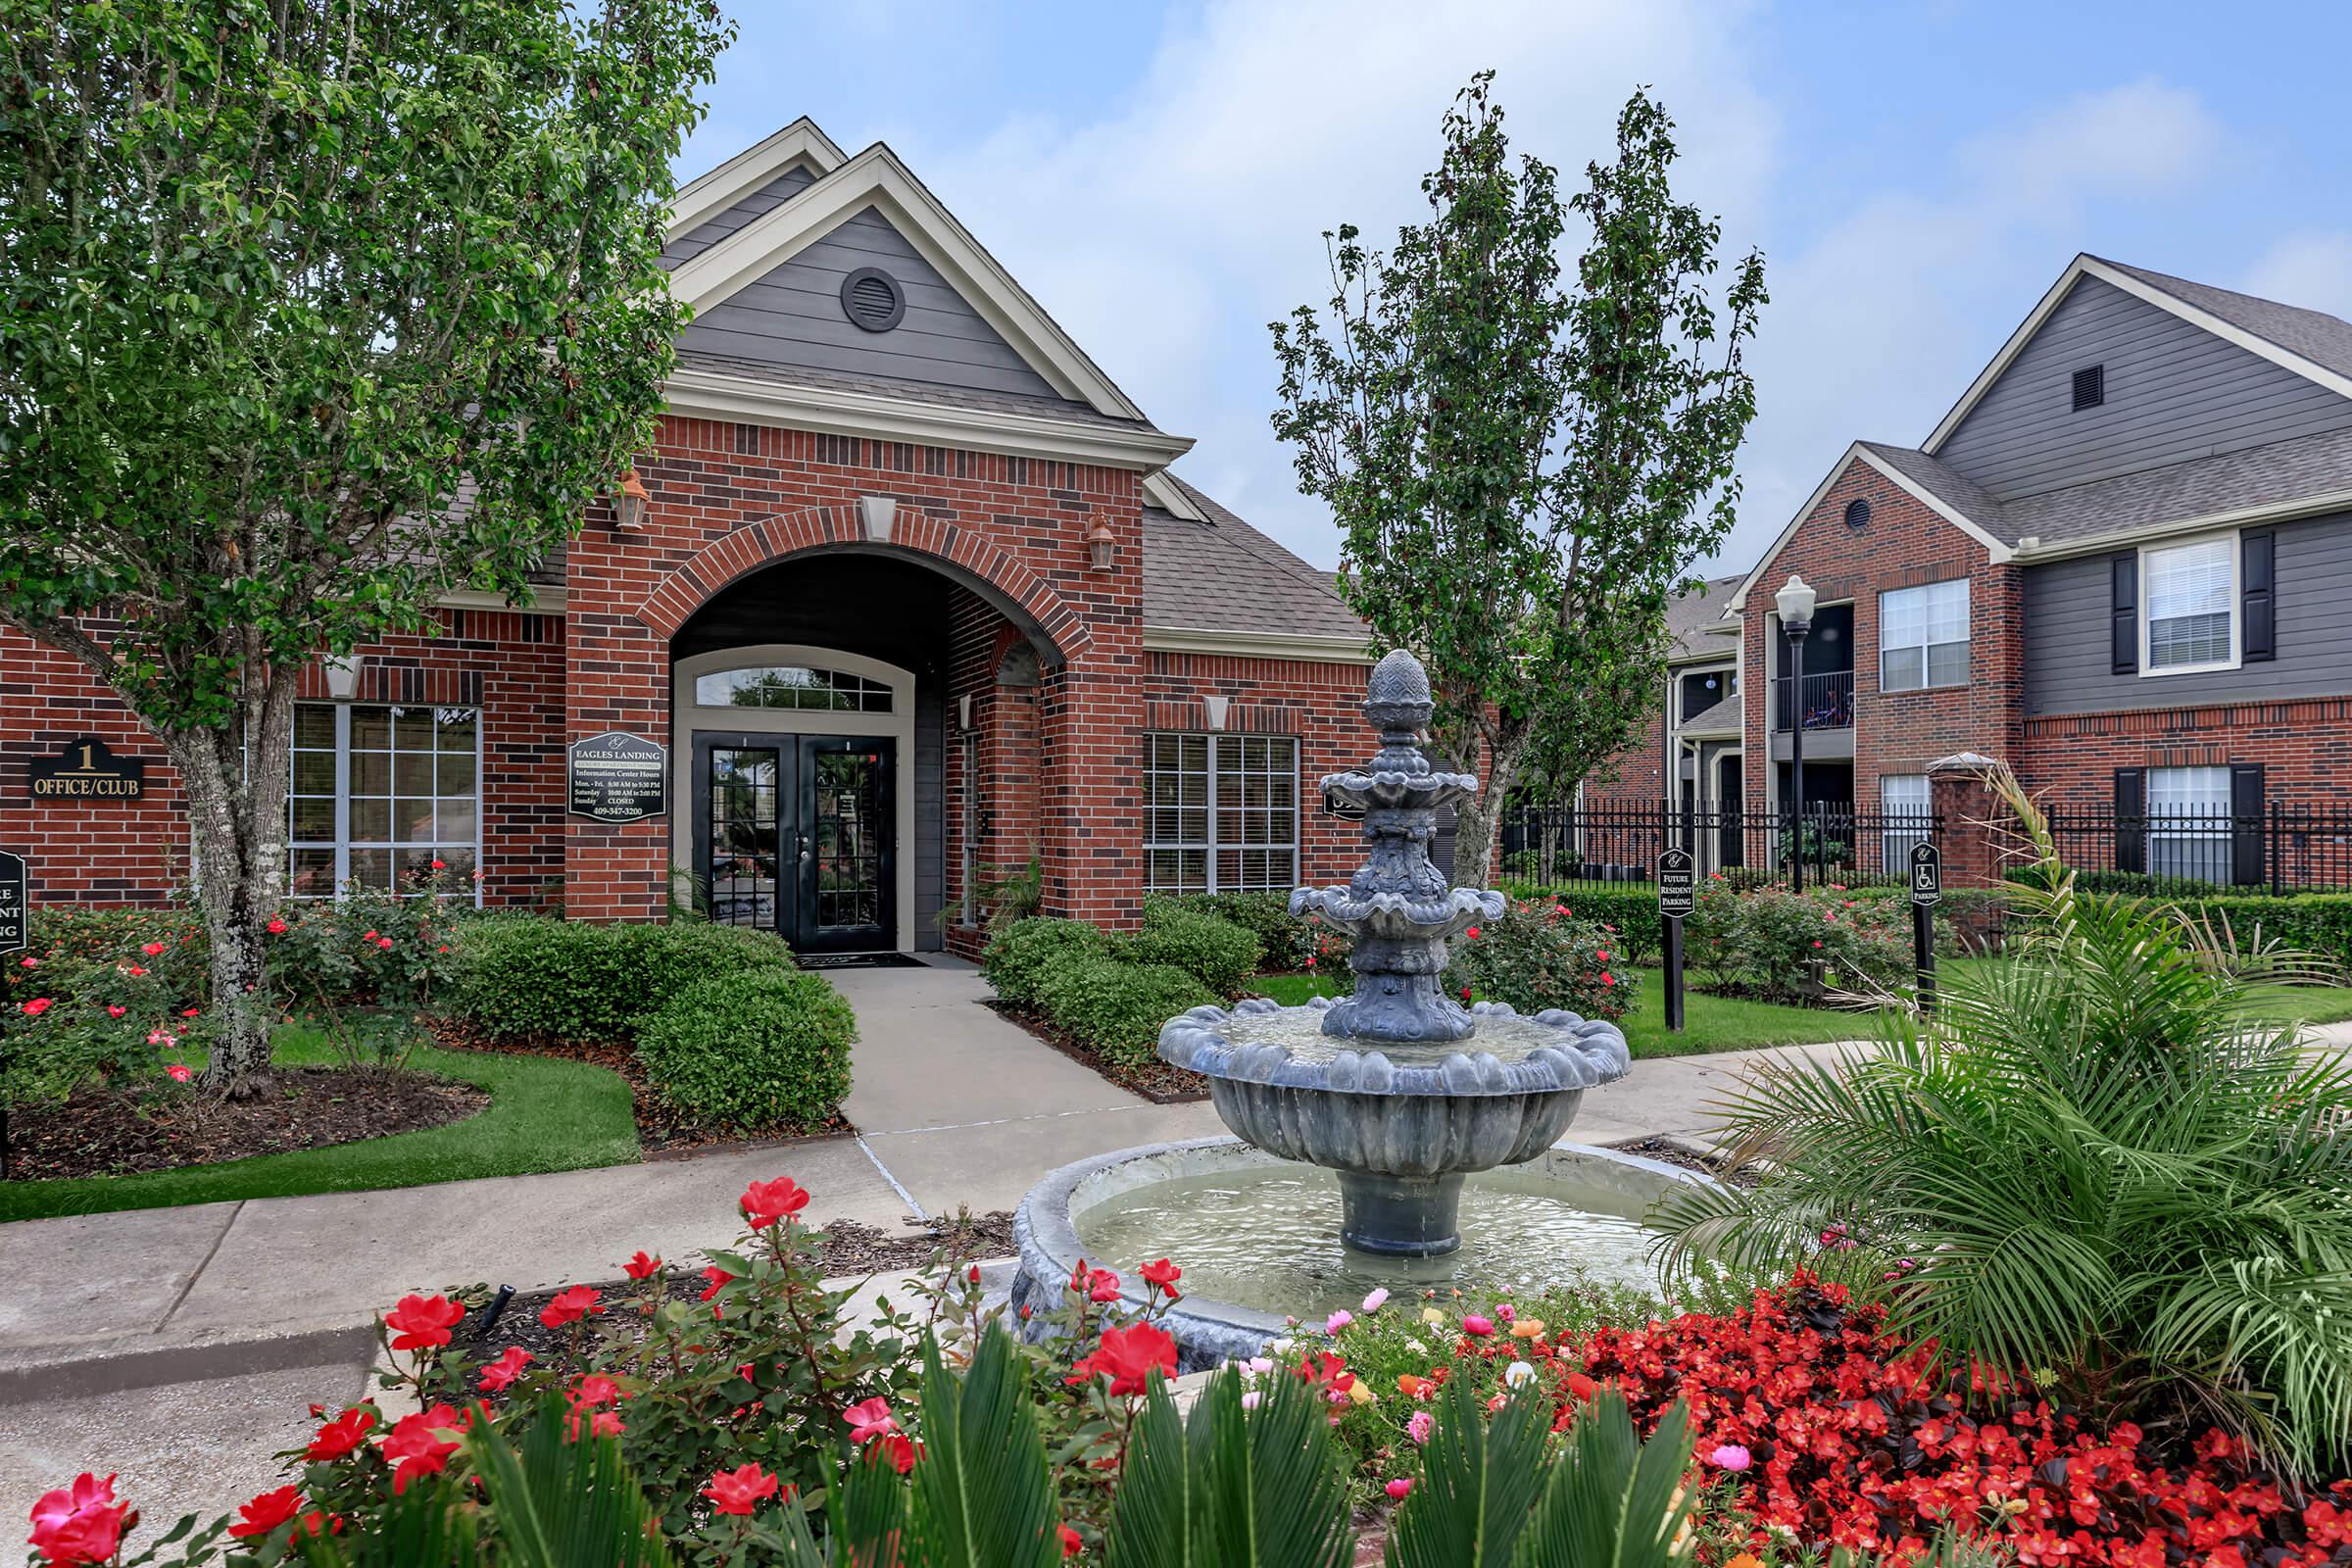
left=1131, top=898, right=1262, bottom=998
left=1441, top=900, right=1633, bottom=1021
left=1162, top=890, right=1313, bottom=969
left=1034, top=952, right=1214, bottom=1066
left=0, top=906, right=210, bottom=1017
left=448, top=918, right=797, bottom=1043
left=633, top=968, right=855, bottom=1131
left=1680, top=880, right=1913, bottom=1004
left=1495, top=882, right=1664, bottom=964
left=980, top=916, right=1117, bottom=1007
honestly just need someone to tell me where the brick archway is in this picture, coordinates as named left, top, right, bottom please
left=632, top=503, right=1090, bottom=662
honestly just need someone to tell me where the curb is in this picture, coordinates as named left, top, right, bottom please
left=0, top=1318, right=378, bottom=1405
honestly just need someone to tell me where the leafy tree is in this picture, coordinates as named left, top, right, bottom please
left=1272, top=76, right=1765, bottom=885
left=0, top=0, right=733, bottom=1089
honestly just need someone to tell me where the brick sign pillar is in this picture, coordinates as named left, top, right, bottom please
left=1927, top=752, right=2009, bottom=890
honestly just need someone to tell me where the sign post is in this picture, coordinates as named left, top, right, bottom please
left=1908, top=841, right=1941, bottom=1014
left=0, top=851, right=24, bottom=1180
left=1656, top=846, right=1694, bottom=1034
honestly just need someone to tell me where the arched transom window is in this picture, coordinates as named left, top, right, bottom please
left=693, top=663, right=895, bottom=712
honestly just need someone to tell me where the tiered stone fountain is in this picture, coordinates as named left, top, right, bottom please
left=1011, top=650, right=1677, bottom=1367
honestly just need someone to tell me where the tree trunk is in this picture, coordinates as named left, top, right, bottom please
left=166, top=689, right=293, bottom=1099
left=1450, top=740, right=1524, bottom=890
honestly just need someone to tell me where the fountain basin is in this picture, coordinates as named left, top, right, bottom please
left=1008, top=1137, right=1717, bottom=1371
left=1157, top=996, right=1632, bottom=1255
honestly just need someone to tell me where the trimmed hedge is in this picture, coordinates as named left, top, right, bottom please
left=980, top=917, right=1116, bottom=1008
left=1160, top=891, right=1310, bottom=969
left=1495, top=883, right=1664, bottom=965
left=1132, top=898, right=1262, bottom=999
left=634, top=969, right=855, bottom=1131
left=450, top=919, right=799, bottom=1043
left=1033, top=951, right=1215, bottom=1067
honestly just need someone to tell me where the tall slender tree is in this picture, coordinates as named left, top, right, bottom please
left=1272, top=76, right=1766, bottom=885
left=0, top=0, right=733, bottom=1090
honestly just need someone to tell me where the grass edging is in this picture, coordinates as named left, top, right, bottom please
left=0, top=1036, right=640, bottom=1223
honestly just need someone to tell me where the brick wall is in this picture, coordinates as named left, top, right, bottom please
left=2017, top=695, right=2352, bottom=806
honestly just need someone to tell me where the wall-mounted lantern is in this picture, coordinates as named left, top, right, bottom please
left=614, top=469, right=651, bottom=536
left=1086, top=522, right=1116, bottom=571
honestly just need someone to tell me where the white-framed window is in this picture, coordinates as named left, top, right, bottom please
left=2142, top=534, right=2237, bottom=674
left=289, top=703, right=481, bottom=899
left=1879, top=774, right=1932, bottom=868
left=1143, top=732, right=1298, bottom=894
left=2147, top=765, right=2231, bottom=882
left=693, top=663, right=894, bottom=711
left=1879, top=579, right=1970, bottom=692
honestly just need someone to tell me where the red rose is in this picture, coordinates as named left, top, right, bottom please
left=879, top=1432, right=921, bottom=1474
left=538, top=1285, right=603, bottom=1331
left=362, top=930, right=378, bottom=941
left=305, top=1405, right=378, bottom=1460
left=20, top=997, right=52, bottom=1016
left=1067, top=1321, right=1179, bottom=1397
left=1060, top=1522, right=1084, bottom=1557
left=739, top=1176, right=811, bottom=1228
left=106, top=1004, right=125, bottom=1018
left=378, top=1404, right=467, bottom=1494
left=622, top=1250, right=662, bottom=1280
left=228, top=1485, right=304, bottom=1540
left=478, top=1348, right=533, bottom=1393
left=141, top=941, right=166, bottom=956
left=570, top=1374, right=625, bottom=1409
left=430, top=858, right=447, bottom=870
left=376, top=936, right=394, bottom=950
left=1465, top=925, right=1481, bottom=939
left=27, top=1473, right=130, bottom=1565
left=844, top=1396, right=897, bottom=1445
left=702, top=1462, right=781, bottom=1517
left=699, top=1264, right=735, bottom=1302
left=1087, top=1266, right=1122, bottom=1304
left=383, top=1293, right=464, bottom=1351
left=267, top=917, right=288, bottom=934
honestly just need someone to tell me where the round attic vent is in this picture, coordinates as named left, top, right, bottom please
left=840, top=267, right=906, bottom=333
left=1843, top=498, right=1872, bottom=531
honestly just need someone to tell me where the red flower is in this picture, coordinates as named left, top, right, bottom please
left=1060, top=1522, right=1084, bottom=1557
left=105, top=1005, right=125, bottom=1017
left=1087, top=1267, right=1122, bottom=1303
left=141, top=941, right=166, bottom=956
left=739, top=1176, right=811, bottom=1228
left=570, top=1374, right=624, bottom=1409
left=379, top=1404, right=467, bottom=1494
left=478, top=1348, right=533, bottom=1393
left=879, top=1432, right=921, bottom=1474
left=383, top=1293, right=464, bottom=1351
left=1465, top=925, right=1482, bottom=939
left=166, top=1064, right=192, bottom=1083
left=305, top=1405, right=378, bottom=1460
left=1293, top=1350, right=1355, bottom=1399
left=538, top=1285, right=604, bottom=1330
left=844, top=1396, right=898, bottom=1445
left=1599, top=972, right=1615, bottom=987
left=376, top=936, right=394, bottom=950
left=228, top=1485, right=304, bottom=1540
left=20, top=997, right=52, bottom=1017
left=702, top=1462, right=782, bottom=1516
left=699, top=1264, right=735, bottom=1301
left=430, top=858, right=447, bottom=870
left=27, top=1473, right=130, bottom=1565
left=1068, top=1321, right=1179, bottom=1396
left=267, top=917, right=288, bottom=934
left=622, top=1250, right=662, bottom=1280
left=1141, top=1257, right=1181, bottom=1289
left=362, top=929, right=378, bottom=941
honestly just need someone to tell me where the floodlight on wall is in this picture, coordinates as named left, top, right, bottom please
left=1774, top=573, right=1816, bottom=635
left=1086, top=522, right=1116, bottom=571
left=322, top=654, right=361, bottom=700
left=614, top=469, right=651, bottom=536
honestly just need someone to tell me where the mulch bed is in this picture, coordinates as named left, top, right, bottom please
left=3, top=1067, right=488, bottom=1180
left=425, top=1018, right=854, bottom=1154
left=1608, top=1134, right=1762, bottom=1189
left=984, top=1002, right=1208, bottom=1103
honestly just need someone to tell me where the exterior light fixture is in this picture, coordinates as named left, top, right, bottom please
left=614, top=469, right=651, bottom=536
left=1774, top=573, right=1816, bottom=635
left=1086, top=522, right=1116, bottom=571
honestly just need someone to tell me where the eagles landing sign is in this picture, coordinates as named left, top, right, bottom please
left=27, top=737, right=146, bottom=802
left=567, top=731, right=667, bottom=823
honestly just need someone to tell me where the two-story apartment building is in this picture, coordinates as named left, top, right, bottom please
left=1590, top=253, right=2352, bottom=880
left=0, top=119, right=1376, bottom=955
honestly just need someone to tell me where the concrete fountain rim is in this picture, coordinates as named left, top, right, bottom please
left=1155, top=996, right=1633, bottom=1097
left=1009, top=1136, right=1725, bottom=1368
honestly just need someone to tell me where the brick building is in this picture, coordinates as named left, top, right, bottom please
left=0, top=120, right=1375, bottom=956
left=1586, top=253, right=2352, bottom=885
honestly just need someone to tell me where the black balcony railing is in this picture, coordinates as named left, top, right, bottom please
left=1772, top=669, right=1853, bottom=732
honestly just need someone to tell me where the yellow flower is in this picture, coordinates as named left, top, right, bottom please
left=1421, top=1306, right=1446, bottom=1325
left=1347, top=1380, right=1377, bottom=1405
left=1508, top=1318, right=1545, bottom=1339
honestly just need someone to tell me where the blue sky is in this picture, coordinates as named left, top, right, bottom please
left=676, top=1, right=2352, bottom=574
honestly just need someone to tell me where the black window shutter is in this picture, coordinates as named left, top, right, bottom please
left=2114, top=767, right=2146, bottom=874
left=2110, top=554, right=2138, bottom=674
left=2241, top=530, right=2276, bottom=662
left=2230, top=762, right=2267, bottom=886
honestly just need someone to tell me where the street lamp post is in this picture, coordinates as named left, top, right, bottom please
left=1775, top=575, right=1817, bottom=894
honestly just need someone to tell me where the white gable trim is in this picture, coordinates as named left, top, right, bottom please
left=1143, top=472, right=1208, bottom=521
left=1723, top=443, right=2012, bottom=616
left=666, top=142, right=1149, bottom=423
left=1923, top=254, right=2352, bottom=454
left=667, top=118, right=847, bottom=240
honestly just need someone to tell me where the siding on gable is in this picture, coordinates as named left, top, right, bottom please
left=2021, top=510, right=2352, bottom=714
left=661, top=166, right=817, bottom=269
left=674, top=205, right=1062, bottom=401
left=1936, top=276, right=2352, bottom=500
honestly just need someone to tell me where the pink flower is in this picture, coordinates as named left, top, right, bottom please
left=27, top=1473, right=130, bottom=1565
left=1407, top=1410, right=1435, bottom=1446
left=1360, top=1287, right=1389, bottom=1312
left=1496, top=1302, right=1515, bottom=1323
left=1240, top=1390, right=1261, bottom=1410
left=166, top=1064, right=192, bottom=1083
left=1709, top=1443, right=1752, bottom=1472
left=1461, top=1315, right=1494, bottom=1337
left=844, top=1396, right=897, bottom=1445
left=1324, top=1309, right=1352, bottom=1335
left=106, top=1004, right=125, bottom=1018
left=16, top=956, right=34, bottom=968
left=1386, top=1478, right=1413, bottom=1500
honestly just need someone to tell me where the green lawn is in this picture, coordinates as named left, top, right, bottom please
left=1252, top=957, right=2352, bottom=1062
left=0, top=1026, right=640, bottom=1222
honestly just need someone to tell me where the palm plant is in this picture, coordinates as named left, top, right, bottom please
left=1652, top=762, right=2352, bottom=1475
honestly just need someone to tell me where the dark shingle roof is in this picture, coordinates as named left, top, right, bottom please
left=2099, top=258, right=2352, bottom=385
left=1665, top=573, right=1744, bottom=658
left=1143, top=477, right=1368, bottom=644
left=1858, top=443, right=2012, bottom=533
left=2001, top=424, right=2352, bottom=547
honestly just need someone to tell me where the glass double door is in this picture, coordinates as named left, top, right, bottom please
left=692, top=732, right=895, bottom=953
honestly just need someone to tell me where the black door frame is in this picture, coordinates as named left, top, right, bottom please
left=689, top=730, right=897, bottom=953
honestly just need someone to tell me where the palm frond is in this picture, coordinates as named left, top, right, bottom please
left=1193, top=1364, right=1354, bottom=1568
left=1508, top=1392, right=1696, bottom=1568
left=1382, top=1375, right=1549, bottom=1568
left=906, top=1327, right=1061, bottom=1568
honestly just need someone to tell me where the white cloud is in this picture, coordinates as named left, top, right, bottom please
left=2242, top=231, right=2352, bottom=319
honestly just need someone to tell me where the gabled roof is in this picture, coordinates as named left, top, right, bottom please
left=1664, top=574, right=1744, bottom=661
left=666, top=137, right=1154, bottom=426
left=1724, top=441, right=2017, bottom=612
left=1142, top=477, right=1369, bottom=652
left=667, top=118, right=847, bottom=240
left=1923, top=254, right=2352, bottom=453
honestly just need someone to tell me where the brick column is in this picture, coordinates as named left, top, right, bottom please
left=1928, top=752, right=2008, bottom=890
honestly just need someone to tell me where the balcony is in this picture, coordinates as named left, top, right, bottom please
left=1772, top=669, right=1853, bottom=733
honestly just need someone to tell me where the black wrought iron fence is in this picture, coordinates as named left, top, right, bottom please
left=2039, top=803, right=2352, bottom=897
left=1497, top=803, right=1937, bottom=892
